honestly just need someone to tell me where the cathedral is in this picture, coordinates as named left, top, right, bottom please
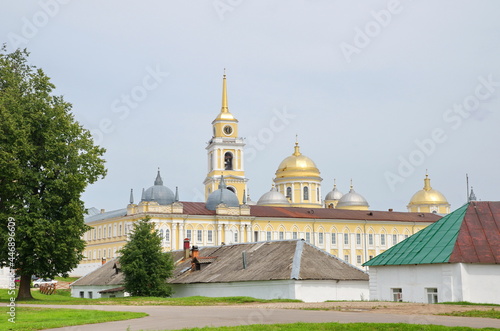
left=73, top=74, right=449, bottom=276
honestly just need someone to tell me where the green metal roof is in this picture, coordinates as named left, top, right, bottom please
left=363, top=203, right=468, bottom=266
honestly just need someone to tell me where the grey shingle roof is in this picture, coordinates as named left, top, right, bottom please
left=71, top=259, right=124, bottom=286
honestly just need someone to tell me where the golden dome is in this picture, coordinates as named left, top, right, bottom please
left=408, top=174, right=449, bottom=205
left=275, top=142, right=320, bottom=178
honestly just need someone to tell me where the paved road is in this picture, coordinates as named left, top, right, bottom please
left=21, top=304, right=500, bottom=330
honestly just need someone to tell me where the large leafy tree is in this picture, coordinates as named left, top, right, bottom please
left=0, top=47, right=107, bottom=299
left=119, top=217, right=174, bottom=297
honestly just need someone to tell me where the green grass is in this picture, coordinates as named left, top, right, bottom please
left=0, top=306, right=147, bottom=331
left=439, top=309, right=500, bottom=319
left=176, top=322, right=494, bottom=330
left=439, top=301, right=500, bottom=307
left=0, top=289, right=301, bottom=306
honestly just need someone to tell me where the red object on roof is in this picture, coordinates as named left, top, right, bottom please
left=450, top=201, right=500, bottom=264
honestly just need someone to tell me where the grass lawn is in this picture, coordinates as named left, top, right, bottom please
left=440, top=309, right=500, bottom=319
left=0, top=289, right=301, bottom=306
left=440, top=301, right=500, bottom=307
left=0, top=306, right=147, bottom=331
left=176, top=322, right=492, bottom=330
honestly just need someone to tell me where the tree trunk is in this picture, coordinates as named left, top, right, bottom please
left=16, top=274, right=33, bottom=300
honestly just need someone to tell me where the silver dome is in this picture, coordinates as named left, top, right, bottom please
left=325, top=186, right=343, bottom=201
left=206, top=176, right=240, bottom=210
left=257, top=186, right=290, bottom=206
left=142, top=170, right=175, bottom=205
left=336, top=187, right=369, bottom=208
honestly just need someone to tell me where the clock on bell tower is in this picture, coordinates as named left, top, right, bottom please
left=204, top=71, right=248, bottom=203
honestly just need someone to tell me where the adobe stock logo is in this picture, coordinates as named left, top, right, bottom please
left=339, top=0, right=404, bottom=64
left=7, top=0, right=72, bottom=48
left=384, top=74, right=499, bottom=192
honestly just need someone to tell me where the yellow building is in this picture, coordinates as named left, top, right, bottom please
left=73, top=73, right=446, bottom=276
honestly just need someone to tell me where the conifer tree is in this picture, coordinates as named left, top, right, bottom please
left=119, top=217, right=174, bottom=297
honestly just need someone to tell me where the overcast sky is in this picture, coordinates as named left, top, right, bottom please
left=2, top=1, right=500, bottom=213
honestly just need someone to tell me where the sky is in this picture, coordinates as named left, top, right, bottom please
left=2, top=1, right=500, bottom=213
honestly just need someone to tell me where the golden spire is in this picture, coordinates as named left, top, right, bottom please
left=423, top=173, right=432, bottom=191
left=293, top=135, right=301, bottom=156
left=221, top=68, right=228, bottom=113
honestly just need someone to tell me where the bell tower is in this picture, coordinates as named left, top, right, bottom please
left=204, top=72, right=248, bottom=203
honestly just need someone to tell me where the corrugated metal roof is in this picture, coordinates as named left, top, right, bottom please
left=364, top=201, right=500, bottom=266
left=169, top=240, right=368, bottom=284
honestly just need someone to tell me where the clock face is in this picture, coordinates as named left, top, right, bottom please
left=223, top=125, right=233, bottom=135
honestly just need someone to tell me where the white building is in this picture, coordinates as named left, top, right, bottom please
left=364, top=201, right=500, bottom=304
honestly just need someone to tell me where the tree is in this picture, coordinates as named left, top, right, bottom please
left=119, top=217, right=174, bottom=297
left=0, top=47, right=107, bottom=299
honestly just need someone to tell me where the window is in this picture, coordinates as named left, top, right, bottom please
left=426, top=288, right=438, bottom=304
left=103, top=249, right=106, bottom=258
left=266, top=231, right=272, bottom=241
left=79, top=291, right=84, bottom=298
left=404, top=234, right=409, bottom=239
left=186, top=229, right=192, bottom=240
left=318, top=232, right=324, bottom=245
left=97, top=249, right=101, bottom=259
left=119, top=224, right=122, bottom=236
left=234, top=231, right=238, bottom=243
left=356, top=255, right=362, bottom=264
left=369, top=255, right=373, bottom=260
left=197, top=230, right=203, bottom=242
left=381, top=234, right=386, bottom=246
left=113, top=224, right=117, bottom=237
left=292, top=231, right=298, bottom=239
left=93, top=229, right=96, bottom=240
left=344, top=255, right=349, bottom=263
left=356, top=233, right=361, bottom=245
left=286, top=187, right=292, bottom=199
left=98, top=228, right=101, bottom=239
left=331, top=232, right=337, bottom=245
left=224, top=152, right=233, bottom=170
left=305, top=232, right=311, bottom=243
left=207, top=230, right=213, bottom=243
left=392, top=288, right=402, bottom=302
left=368, top=233, right=374, bottom=246
left=279, top=231, right=284, bottom=240
left=344, top=233, right=349, bottom=245
left=159, top=229, right=164, bottom=240
left=303, top=186, right=309, bottom=200
left=254, top=231, right=259, bottom=242
left=317, top=187, right=320, bottom=201
left=165, top=229, right=170, bottom=242
left=88, top=291, right=93, bottom=299
left=108, top=248, right=111, bottom=258
left=108, top=225, right=111, bottom=238
left=392, top=234, right=397, bottom=245
left=103, top=227, right=106, bottom=238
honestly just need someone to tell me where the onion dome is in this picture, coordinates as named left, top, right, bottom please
left=408, top=174, right=449, bottom=207
left=336, top=182, right=369, bottom=210
left=275, top=141, right=320, bottom=179
left=206, top=176, right=240, bottom=210
left=257, top=185, right=291, bottom=206
left=142, top=170, right=175, bottom=205
left=325, top=181, right=343, bottom=201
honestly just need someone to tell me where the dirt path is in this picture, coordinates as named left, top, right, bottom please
left=238, top=301, right=498, bottom=316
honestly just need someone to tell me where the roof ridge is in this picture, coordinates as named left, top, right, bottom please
left=290, top=240, right=304, bottom=280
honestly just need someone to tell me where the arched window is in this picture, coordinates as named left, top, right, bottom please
left=165, top=229, right=170, bottom=242
left=317, top=187, right=320, bottom=201
left=286, top=187, right=292, bottom=199
left=227, top=186, right=236, bottom=193
left=159, top=229, right=164, bottom=240
left=224, top=152, right=233, bottom=170
left=303, top=186, right=309, bottom=200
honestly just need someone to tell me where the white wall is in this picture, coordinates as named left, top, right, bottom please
left=69, top=263, right=101, bottom=277
left=294, top=280, right=369, bottom=302
left=171, top=280, right=295, bottom=300
left=369, top=263, right=500, bottom=304
left=171, top=279, right=369, bottom=302
left=0, top=267, right=11, bottom=289
left=71, top=285, right=122, bottom=299
left=460, top=264, right=500, bottom=304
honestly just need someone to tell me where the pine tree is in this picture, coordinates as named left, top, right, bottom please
left=119, top=217, right=174, bottom=297
left=0, top=47, right=107, bottom=299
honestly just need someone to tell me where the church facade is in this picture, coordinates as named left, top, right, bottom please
left=72, top=74, right=447, bottom=276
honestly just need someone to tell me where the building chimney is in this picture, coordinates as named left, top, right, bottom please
left=100, top=209, right=105, bottom=214
left=183, top=238, right=190, bottom=260
left=242, top=251, right=247, bottom=269
left=191, top=246, right=199, bottom=258
left=101, top=257, right=106, bottom=265
left=388, top=208, right=393, bottom=212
